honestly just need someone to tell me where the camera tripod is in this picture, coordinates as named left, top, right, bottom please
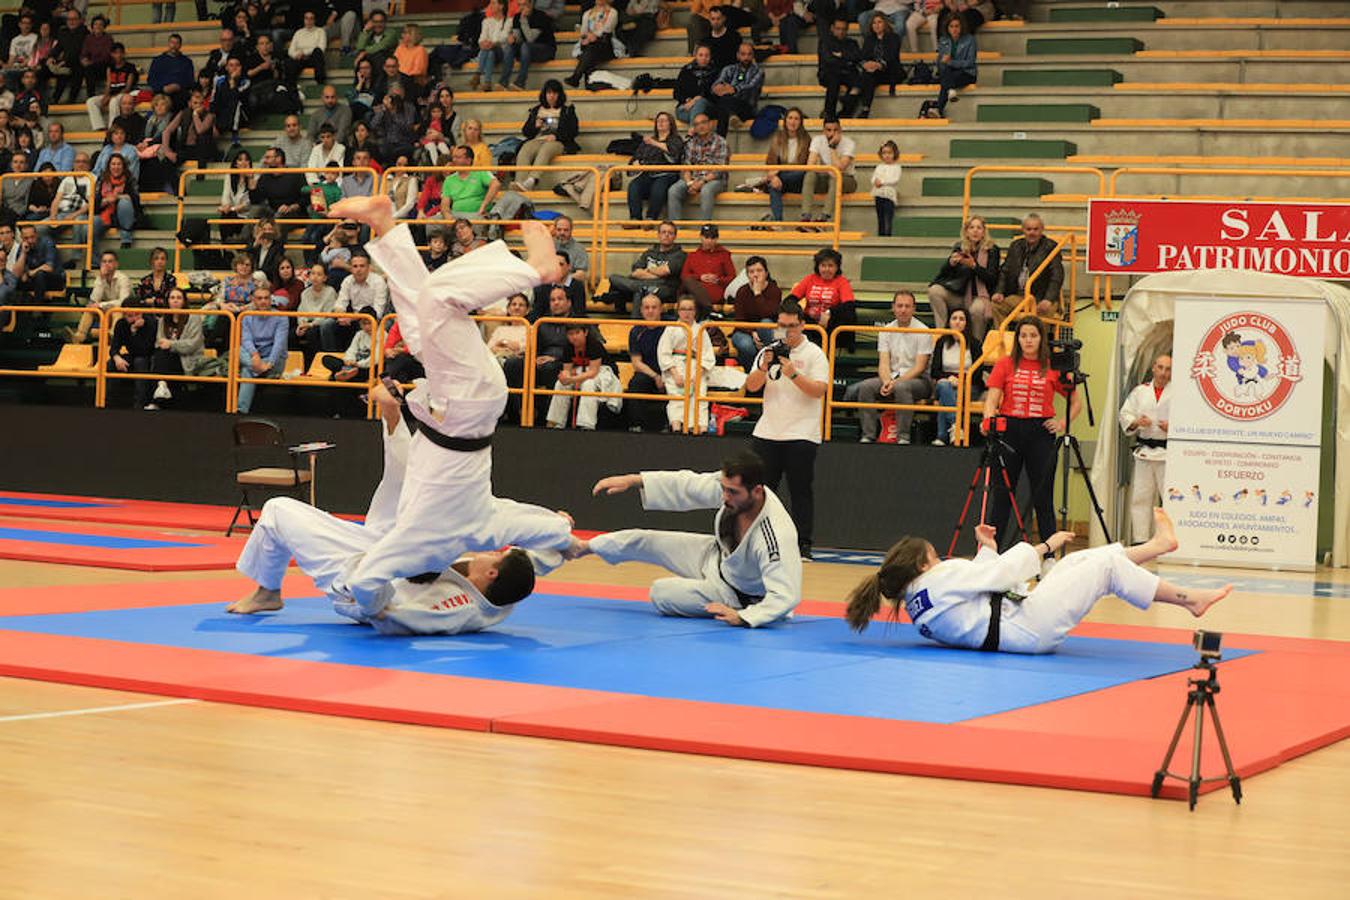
left=1151, top=658, right=1242, bottom=810
left=1054, top=370, right=1112, bottom=547
left=947, top=433, right=1029, bottom=558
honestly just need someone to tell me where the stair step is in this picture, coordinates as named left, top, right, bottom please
left=1027, top=37, right=1146, bottom=55
left=1048, top=6, right=1163, bottom=23
left=923, top=176, right=1054, bottom=198
left=859, top=257, right=945, bottom=283
left=976, top=103, right=1100, bottom=123
left=1002, top=69, right=1123, bottom=87
left=949, top=138, right=1078, bottom=159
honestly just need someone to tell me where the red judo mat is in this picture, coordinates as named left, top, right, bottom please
left=0, top=490, right=254, bottom=531
left=0, top=577, right=1345, bottom=799
left=0, top=517, right=246, bottom=571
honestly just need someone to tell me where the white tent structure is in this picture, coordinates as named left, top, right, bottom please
left=1088, top=269, right=1350, bottom=566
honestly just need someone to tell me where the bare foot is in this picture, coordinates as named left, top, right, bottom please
left=563, top=537, right=591, bottom=560
left=1184, top=584, right=1232, bottom=617
left=1152, top=507, right=1179, bottom=554
left=226, top=587, right=284, bottom=614
left=329, top=194, right=396, bottom=236
left=521, top=220, right=562, bottom=284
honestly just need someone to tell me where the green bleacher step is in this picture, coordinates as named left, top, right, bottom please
left=1027, top=37, right=1145, bottom=55
left=923, top=176, right=1053, bottom=198
left=144, top=211, right=181, bottom=230
left=859, top=257, right=945, bottom=283
left=976, top=104, right=1099, bottom=123
left=104, top=247, right=155, bottom=268
left=1002, top=69, right=1123, bottom=87
left=949, top=139, right=1077, bottom=159
left=1048, top=6, right=1162, bottom=22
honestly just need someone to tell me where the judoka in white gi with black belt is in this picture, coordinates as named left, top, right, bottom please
left=228, top=195, right=577, bottom=634
left=1118, top=352, right=1172, bottom=542
left=569, top=451, right=802, bottom=627
left=844, top=509, right=1231, bottom=653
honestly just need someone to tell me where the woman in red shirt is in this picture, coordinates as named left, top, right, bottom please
left=788, top=247, right=857, bottom=350
left=980, top=316, right=1082, bottom=547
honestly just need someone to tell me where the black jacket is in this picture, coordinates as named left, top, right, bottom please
left=250, top=171, right=308, bottom=213
left=996, top=236, right=1064, bottom=303
left=817, top=33, right=861, bottom=80
left=521, top=103, right=580, bottom=154
left=930, top=241, right=1001, bottom=296
left=860, top=30, right=903, bottom=83
left=674, top=61, right=717, bottom=105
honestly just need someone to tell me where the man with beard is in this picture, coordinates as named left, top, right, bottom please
left=570, top=451, right=802, bottom=627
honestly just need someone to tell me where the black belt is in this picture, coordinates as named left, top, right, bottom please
left=979, top=593, right=1003, bottom=652
left=416, top=419, right=493, bottom=452
left=1137, top=437, right=1168, bottom=449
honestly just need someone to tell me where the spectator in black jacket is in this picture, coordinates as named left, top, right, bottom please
left=703, top=6, right=741, bottom=71
left=674, top=44, right=716, bottom=125
left=107, top=301, right=156, bottom=409
left=201, top=26, right=242, bottom=83
left=510, top=79, right=579, bottom=192
left=530, top=252, right=586, bottom=320
left=246, top=146, right=307, bottom=220
left=52, top=7, right=86, bottom=102
left=991, top=213, right=1064, bottom=321
left=856, top=13, right=903, bottom=118
left=817, top=16, right=861, bottom=118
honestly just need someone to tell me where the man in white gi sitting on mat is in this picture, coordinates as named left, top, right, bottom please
left=228, top=196, right=580, bottom=634
left=569, top=451, right=803, bottom=627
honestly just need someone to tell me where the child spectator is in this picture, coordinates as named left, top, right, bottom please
left=871, top=139, right=901, bottom=236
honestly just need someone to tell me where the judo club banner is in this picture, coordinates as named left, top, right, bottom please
left=1087, top=199, right=1350, bottom=278
left=1162, top=298, right=1326, bottom=569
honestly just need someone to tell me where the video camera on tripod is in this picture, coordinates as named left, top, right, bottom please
left=1049, top=337, right=1085, bottom=387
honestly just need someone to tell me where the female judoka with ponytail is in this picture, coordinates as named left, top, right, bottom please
left=846, top=510, right=1230, bottom=654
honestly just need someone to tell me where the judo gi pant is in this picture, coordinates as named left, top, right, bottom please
left=589, top=529, right=745, bottom=619
left=997, top=543, right=1159, bottom=654
left=237, top=497, right=374, bottom=594
left=1129, top=457, right=1166, bottom=543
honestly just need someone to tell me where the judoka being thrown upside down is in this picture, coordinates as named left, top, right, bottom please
left=228, top=196, right=581, bottom=635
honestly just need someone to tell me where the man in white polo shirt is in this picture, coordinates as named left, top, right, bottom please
left=745, top=299, right=830, bottom=560
left=856, top=290, right=931, bottom=445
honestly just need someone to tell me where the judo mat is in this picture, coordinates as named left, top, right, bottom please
left=0, top=491, right=252, bottom=531
left=0, top=517, right=246, bottom=571
left=0, top=577, right=1345, bottom=798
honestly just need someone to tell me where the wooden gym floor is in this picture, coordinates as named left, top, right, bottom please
left=0, top=554, right=1347, bottom=899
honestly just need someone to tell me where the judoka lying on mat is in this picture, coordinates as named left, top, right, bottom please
left=230, top=385, right=580, bottom=634
left=569, top=451, right=802, bottom=627
left=844, top=508, right=1231, bottom=653
left=229, top=195, right=579, bottom=634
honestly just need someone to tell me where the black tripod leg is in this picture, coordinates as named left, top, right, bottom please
left=1153, top=693, right=1196, bottom=799
left=1188, top=691, right=1207, bottom=811
left=990, top=443, right=1030, bottom=543
left=1206, top=695, right=1242, bottom=804
left=1067, top=435, right=1113, bottom=544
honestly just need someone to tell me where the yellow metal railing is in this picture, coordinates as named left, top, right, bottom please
left=0, top=171, right=98, bottom=269
left=825, top=325, right=968, bottom=444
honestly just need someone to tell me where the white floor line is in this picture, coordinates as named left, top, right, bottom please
left=0, top=698, right=198, bottom=723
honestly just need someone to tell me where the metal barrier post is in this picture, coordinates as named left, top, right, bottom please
left=691, top=321, right=828, bottom=435
left=230, top=309, right=379, bottom=413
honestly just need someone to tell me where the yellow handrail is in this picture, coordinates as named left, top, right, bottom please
left=0, top=305, right=107, bottom=403
left=824, top=325, right=967, bottom=444
left=175, top=166, right=380, bottom=272
left=960, top=165, right=1105, bottom=235
left=597, top=164, right=846, bottom=283
left=0, top=171, right=98, bottom=269
left=687, top=320, right=830, bottom=434
left=377, top=164, right=603, bottom=285
left=99, top=306, right=236, bottom=408
left=229, top=308, right=379, bottom=413
left=529, top=316, right=694, bottom=427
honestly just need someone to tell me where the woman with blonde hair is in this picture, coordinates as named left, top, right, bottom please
left=764, top=106, right=810, bottom=222
left=461, top=118, right=492, bottom=167
left=845, top=513, right=1229, bottom=653
left=926, top=214, right=1000, bottom=343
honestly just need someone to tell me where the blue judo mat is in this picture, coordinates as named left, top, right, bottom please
left=0, top=593, right=1256, bottom=723
left=0, top=497, right=114, bottom=509
left=0, top=527, right=207, bottom=550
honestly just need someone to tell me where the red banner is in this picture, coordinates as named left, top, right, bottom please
left=1087, top=198, right=1350, bottom=279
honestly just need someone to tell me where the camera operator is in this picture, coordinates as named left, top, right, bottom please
left=1118, top=352, right=1172, bottom=542
left=745, top=299, right=829, bottom=560
left=980, top=316, right=1081, bottom=548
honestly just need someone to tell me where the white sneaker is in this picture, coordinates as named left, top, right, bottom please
left=859, top=436, right=874, bottom=443
left=897, top=435, right=912, bottom=445
left=153, top=380, right=172, bottom=401
left=143, top=403, right=159, bottom=410
left=931, top=438, right=946, bottom=446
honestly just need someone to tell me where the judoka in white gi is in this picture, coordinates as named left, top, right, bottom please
left=845, top=509, right=1231, bottom=653
left=570, top=451, right=802, bottom=627
left=228, top=195, right=575, bottom=633
left=1118, top=353, right=1172, bottom=542
left=229, top=384, right=578, bottom=634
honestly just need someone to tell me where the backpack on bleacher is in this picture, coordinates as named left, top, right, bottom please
left=749, top=105, right=788, bottom=141
left=909, top=62, right=936, bottom=85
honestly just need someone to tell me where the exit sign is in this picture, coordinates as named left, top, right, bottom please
left=1101, top=310, right=1119, bottom=322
